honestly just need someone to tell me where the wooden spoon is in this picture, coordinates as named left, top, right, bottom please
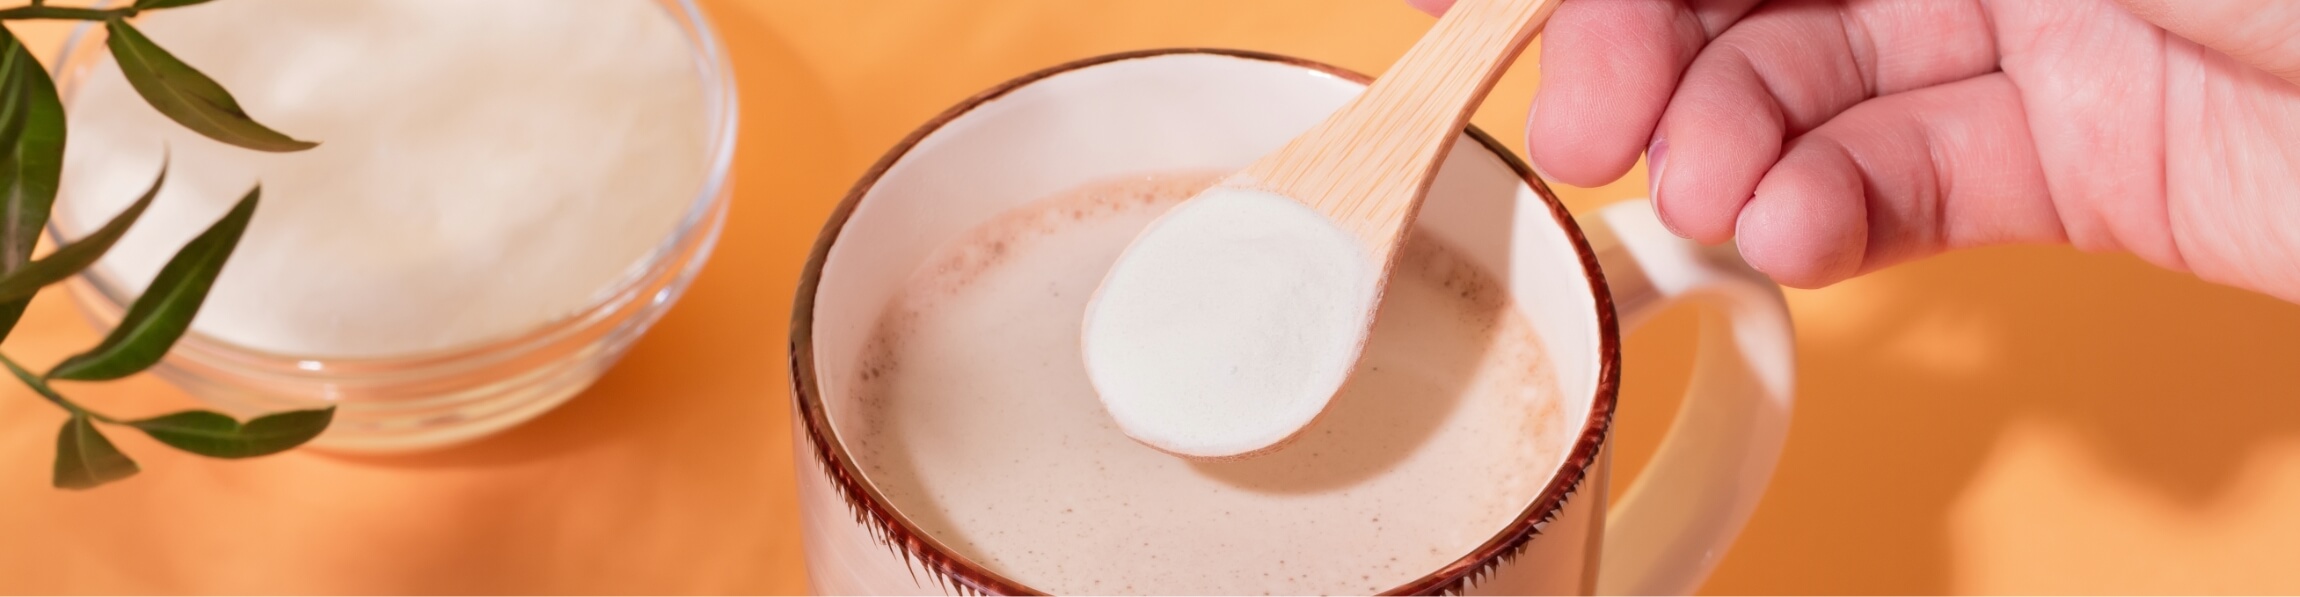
left=1083, top=0, right=1562, bottom=460
left=1241, top=0, right=1561, bottom=250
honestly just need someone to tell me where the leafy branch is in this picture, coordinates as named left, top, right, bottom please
left=0, top=0, right=332, bottom=489
left=0, top=0, right=215, bottom=22
left=0, top=6, right=137, bottom=22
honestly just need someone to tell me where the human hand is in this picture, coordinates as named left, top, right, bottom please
left=1410, top=0, right=2300, bottom=303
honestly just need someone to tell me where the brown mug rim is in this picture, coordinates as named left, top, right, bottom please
left=787, top=47, right=1623, bottom=596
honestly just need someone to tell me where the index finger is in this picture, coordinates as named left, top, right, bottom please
left=1528, top=0, right=1759, bottom=188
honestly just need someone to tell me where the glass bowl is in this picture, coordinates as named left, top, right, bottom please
left=44, top=0, right=739, bottom=452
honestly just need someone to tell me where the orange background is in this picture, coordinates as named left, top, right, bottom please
left=4, top=1, right=2300, bottom=594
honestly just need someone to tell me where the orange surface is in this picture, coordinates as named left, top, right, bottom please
left=2, top=1, right=2299, bottom=594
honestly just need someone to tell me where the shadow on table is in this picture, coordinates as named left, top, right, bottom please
left=1601, top=243, right=2300, bottom=594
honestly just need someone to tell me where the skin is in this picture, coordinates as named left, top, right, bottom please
left=1410, top=0, right=2300, bottom=303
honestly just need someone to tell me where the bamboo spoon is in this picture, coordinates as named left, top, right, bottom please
left=1082, top=0, right=1563, bottom=459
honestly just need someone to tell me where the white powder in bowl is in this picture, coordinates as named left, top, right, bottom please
left=1082, top=187, right=1380, bottom=458
left=55, top=0, right=710, bottom=359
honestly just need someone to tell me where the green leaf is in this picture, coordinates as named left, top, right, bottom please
left=0, top=32, right=31, bottom=152
left=132, top=0, right=220, bottom=9
left=0, top=162, right=164, bottom=305
left=104, top=19, right=315, bottom=152
left=0, top=300, right=28, bottom=349
left=0, top=25, right=67, bottom=343
left=128, top=407, right=332, bottom=459
left=54, top=415, right=138, bottom=489
left=0, top=31, right=64, bottom=268
left=48, top=188, right=257, bottom=381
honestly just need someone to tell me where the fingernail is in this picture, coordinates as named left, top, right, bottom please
left=1734, top=206, right=1768, bottom=274
left=1646, top=136, right=1684, bottom=237
left=1530, top=159, right=1558, bottom=184
left=1524, top=102, right=1556, bottom=182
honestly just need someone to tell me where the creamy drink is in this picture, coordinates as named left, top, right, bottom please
left=841, top=171, right=1571, bottom=594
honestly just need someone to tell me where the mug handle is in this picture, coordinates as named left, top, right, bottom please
left=1584, top=200, right=1796, bottom=595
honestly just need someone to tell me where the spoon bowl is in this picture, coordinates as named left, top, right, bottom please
left=1084, top=0, right=1563, bottom=458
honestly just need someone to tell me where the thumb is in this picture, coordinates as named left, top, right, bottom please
left=1405, top=0, right=1453, bottom=16
left=2115, top=0, right=2300, bottom=85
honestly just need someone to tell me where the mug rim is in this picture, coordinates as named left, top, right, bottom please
left=788, top=47, right=1623, bottom=596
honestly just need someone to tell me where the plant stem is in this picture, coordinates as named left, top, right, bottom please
left=0, top=352, right=118, bottom=423
left=0, top=5, right=135, bottom=21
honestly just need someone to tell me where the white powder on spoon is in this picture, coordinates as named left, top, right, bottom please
left=1082, top=187, right=1381, bottom=459
left=55, top=0, right=708, bottom=359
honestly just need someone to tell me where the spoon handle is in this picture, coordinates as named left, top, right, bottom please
left=1234, top=0, right=1559, bottom=249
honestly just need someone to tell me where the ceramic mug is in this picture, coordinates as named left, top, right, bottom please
left=789, top=49, right=1794, bottom=595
